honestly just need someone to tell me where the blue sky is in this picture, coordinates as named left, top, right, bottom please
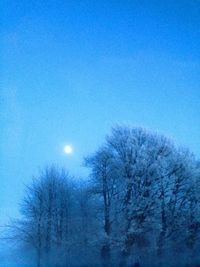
left=0, top=0, right=200, bottom=223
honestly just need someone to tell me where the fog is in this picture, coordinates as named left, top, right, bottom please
left=1, top=127, right=200, bottom=267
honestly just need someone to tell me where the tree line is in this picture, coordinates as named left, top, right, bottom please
left=6, top=126, right=200, bottom=267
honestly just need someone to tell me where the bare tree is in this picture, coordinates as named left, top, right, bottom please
left=9, top=166, right=73, bottom=267
left=85, top=147, right=117, bottom=267
left=86, top=126, right=200, bottom=267
left=6, top=126, right=200, bottom=267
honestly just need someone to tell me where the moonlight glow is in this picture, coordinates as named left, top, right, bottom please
left=64, top=145, right=73, bottom=154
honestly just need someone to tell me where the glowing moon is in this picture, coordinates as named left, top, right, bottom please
left=64, top=145, right=73, bottom=154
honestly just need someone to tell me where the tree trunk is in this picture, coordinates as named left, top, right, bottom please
left=101, top=242, right=111, bottom=267
left=37, top=248, right=41, bottom=267
left=157, top=187, right=167, bottom=257
left=119, top=249, right=129, bottom=267
left=101, top=172, right=111, bottom=267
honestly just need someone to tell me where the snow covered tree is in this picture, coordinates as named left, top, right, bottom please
left=85, top=147, right=118, bottom=267
left=10, top=166, right=73, bottom=267
left=7, top=126, right=200, bottom=267
left=86, top=126, right=200, bottom=267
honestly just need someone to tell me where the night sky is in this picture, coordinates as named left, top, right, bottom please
left=1, top=0, right=200, bottom=225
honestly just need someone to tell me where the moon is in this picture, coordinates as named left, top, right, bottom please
left=64, top=145, right=73, bottom=154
